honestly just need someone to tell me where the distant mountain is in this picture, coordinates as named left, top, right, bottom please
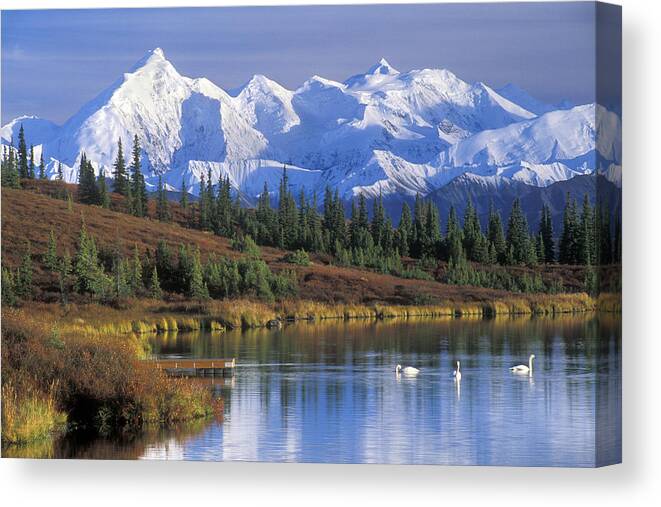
left=2, top=48, right=621, bottom=212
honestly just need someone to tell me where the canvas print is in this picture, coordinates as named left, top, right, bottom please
left=1, top=2, right=621, bottom=466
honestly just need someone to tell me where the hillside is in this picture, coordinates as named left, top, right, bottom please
left=1, top=183, right=592, bottom=306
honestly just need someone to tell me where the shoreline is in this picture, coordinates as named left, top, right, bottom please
left=41, top=292, right=619, bottom=337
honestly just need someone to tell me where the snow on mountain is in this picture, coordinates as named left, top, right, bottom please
left=1, top=116, right=60, bottom=146
left=44, top=48, right=270, bottom=175
left=344, top=58, right=400, bottom=90
left=439, top=104, right=621, bottom=171
left=232, top=74, right=299, bottom=137
left=175, top=159, right=322, bottom=201
left=2, top=48, right=621, bottom=202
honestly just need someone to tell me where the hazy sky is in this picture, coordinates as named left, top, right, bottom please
left=2, top=3, right=604, bottom=124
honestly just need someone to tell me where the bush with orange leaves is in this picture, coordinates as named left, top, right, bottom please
left=1, top=308, right=218, bottom=443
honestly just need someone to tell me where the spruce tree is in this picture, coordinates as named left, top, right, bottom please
left=577, top=194, right=594, bottom=265
left=538, top=203, right=555, bottom=263
left=44, top=229, right=59, bottom=271
left=74, top=219, right=110, bottom=297
left=506, top=198, right=532, bottom=265
left=17, top=125, right=28, bottom=178
left=198, top=172, right=208, bottom=229
left=559, top=194, right=579, bottom=264
left=1, top=143, right=20, bottom=188
left=57, top=161, right=63, bottom=181
left=39, top=153, right=46, bottom=179
left=77, top=153, right=100, bottom=205
left=188, top=247, right=208, bottom=300
left=397, top=203, right=412, bottom=257
left=462, top=199, right=484, bottom=262
left=445, top=206, right=464, bottom=262
left=180, top=178, right=189, bottom=209
left=112, top=138, right=129, bottom=195
left=487, top=202, right=507, bottom=264
left=129, top=244, right=143, bottom=295
left=98, top=172, right=110, bottom=208
left=156, top=175, right=171, bottom=222
left=130, top=134, right=147, bottom=216
left=16, top=242, right=33, bottom=299
left=149, top=266, right=163, bottom=299
left=28, top=145, right=35, bottom=179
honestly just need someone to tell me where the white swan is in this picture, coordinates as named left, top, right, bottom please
left=510, top=354, right=535, bottom=375
left=396, top=364, right=420, bottom=376
left=453, top=360, right=462, bottom=381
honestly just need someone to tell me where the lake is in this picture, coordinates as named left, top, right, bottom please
left=51, top=313, right=621, bottom=466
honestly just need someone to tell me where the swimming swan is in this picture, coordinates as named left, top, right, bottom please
left=396, top=364, right=420, bottom=376
left=510, top=354, right=535, bottom=375
left=453, top=361, right=462, bottom=381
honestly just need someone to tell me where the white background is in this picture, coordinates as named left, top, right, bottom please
left=1, top=0, right=659, bottom=505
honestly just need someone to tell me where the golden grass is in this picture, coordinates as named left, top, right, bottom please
left=29, top=292, right=603, bottom=341
left=1, top=381, right=67, bottom=445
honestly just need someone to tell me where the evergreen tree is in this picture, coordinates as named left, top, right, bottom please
left=58, top=250, right=73, bottom=305
left=1, top=143, right=20, bottom=188
left=97, top=172, right=110, bottom=208
left=129, top=244, right=144, bottom=295
left=39, top=153, right=46, bottom=179
left=74, top=219, right=111, bottom=298
left=129, top=134, right=147, bottom=216
left=17, top=124, right=28, bottom=179
left=57, top=161, right=63, bottom=181
left=462, top=199, right=484, bottom=262
left=487, top=201, right=507, bottom=264
left=180, top=178, right=189, bottom=209
left=422, top=201, right=441, bottom=259
left=216, top=176, right=233, bottom=236
left=28, top=145, right=35, bottom=179
left=371, top=193, right=386, bottom=248
left=506, top=198, right=532, bottom=265
left=149, top=266, right=163, bottom=299
left=16, top=242, right=33, bottom=299
left=198, top=172, right=208, bottom=229
left=396, top=203, right=412, bottom=257
left=112, top=138, right=129, bottom=195
left=156, top=175, right=171, bottom=222
left=445, top=206, right=464, bottom=262
left=111, top=256, right=132, bottom=299
left=538, top=203, right=555, bottom=263
left=277, top=167, right=298, bottom=249
left=577, top=194, right=594, bottom=265
left=188, top=247, right=208, bottom=300
left=77, top=153, right=100, bottom=205
left=44, top=229, right=59, bottom=271
left=559, top=193, right=579, bottom=264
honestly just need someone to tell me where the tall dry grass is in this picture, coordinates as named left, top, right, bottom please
left=1, top=307, right=219, bottom=446
left=1, top=381, right=66, bottom=445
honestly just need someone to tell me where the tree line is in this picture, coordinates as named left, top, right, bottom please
left=2, top=129, right=622, bottom=295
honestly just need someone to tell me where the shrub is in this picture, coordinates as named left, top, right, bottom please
left=284, top=249, right=310, bottom=266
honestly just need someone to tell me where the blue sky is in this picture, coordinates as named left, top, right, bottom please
left=2, top=3, right=604, bottom=124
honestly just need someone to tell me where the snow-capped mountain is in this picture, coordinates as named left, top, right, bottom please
left=1, top=48, right=621, bottom=204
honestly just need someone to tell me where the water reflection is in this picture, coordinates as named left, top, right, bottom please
left=48, top=313, right=621, bottom=466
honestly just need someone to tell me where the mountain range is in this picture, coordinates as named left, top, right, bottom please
left=1, top=48, right=621, bottom=218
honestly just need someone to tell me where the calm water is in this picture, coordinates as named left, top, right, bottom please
left=52, top=314, right=621, bottom=466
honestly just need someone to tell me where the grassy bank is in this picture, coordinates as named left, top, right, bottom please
left=26, top=291, right=611, bottom=342
left=1, top=308, right=221, bottom=448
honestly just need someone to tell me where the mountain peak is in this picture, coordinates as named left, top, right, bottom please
left=367, top=57, right=399, bottom=75
left=130, top=47, right=169, bottom=72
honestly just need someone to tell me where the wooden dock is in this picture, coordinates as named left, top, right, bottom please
left=150, top=358, right=236, bottom=377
